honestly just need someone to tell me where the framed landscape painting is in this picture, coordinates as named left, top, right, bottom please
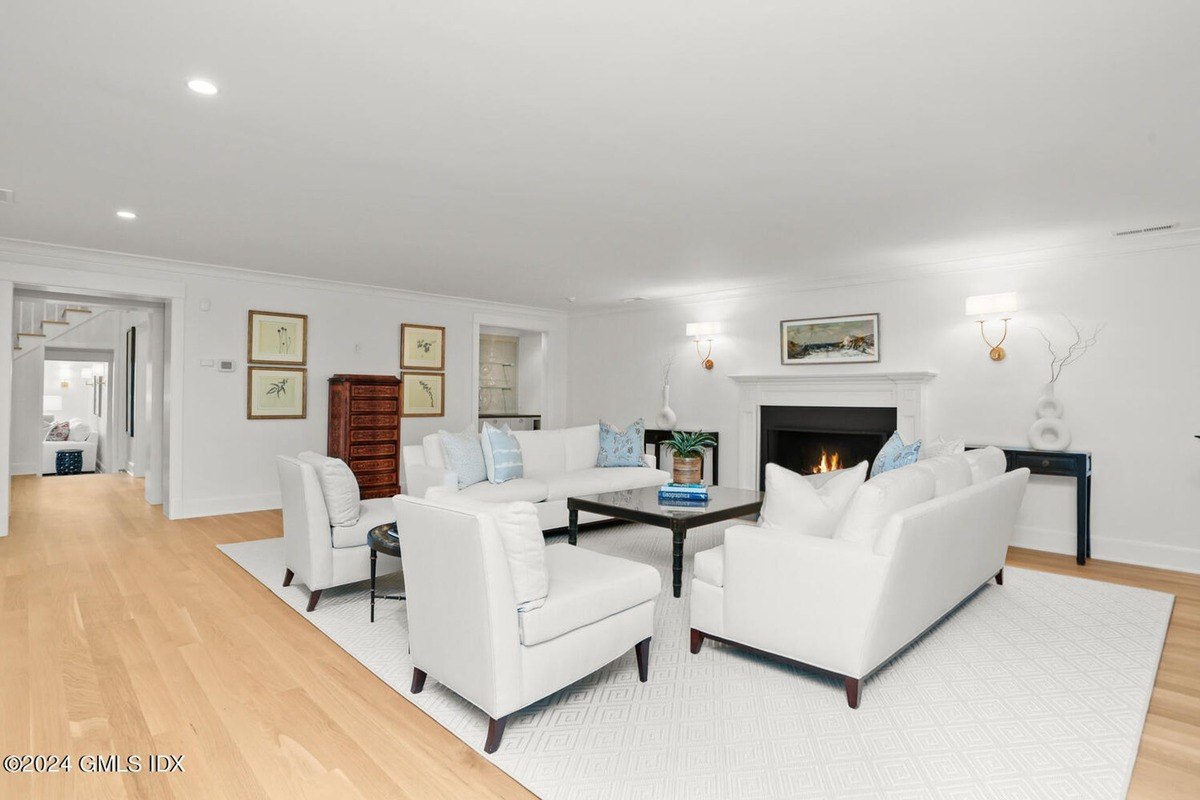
left=400, top=323, right=445, bottom=371
left=780, top=313, right=880, bottom=365
left=248, top=310, right=308, bottom=365
left=401, top=372, right=445, bottom=417
left=247, top=366, right=307, bottom=419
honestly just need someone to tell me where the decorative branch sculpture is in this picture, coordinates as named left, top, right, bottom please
left=1033, top=315, right=1104, bottom=384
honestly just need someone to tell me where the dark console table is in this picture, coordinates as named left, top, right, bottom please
left=645, top=429, right=719, bottom=485
left=969, top=445, right=1092, bottom=566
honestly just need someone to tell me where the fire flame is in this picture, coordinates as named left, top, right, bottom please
left=812, top=449, right=842, bottom=474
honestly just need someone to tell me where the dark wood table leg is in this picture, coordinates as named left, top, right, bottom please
left=370, top=548, right=378, bottom=622
left=568, top=507, right=578, bottom=546
left=672, top=527, right=685, bottom=598
left=1076, top=467, right=1088, bottom=566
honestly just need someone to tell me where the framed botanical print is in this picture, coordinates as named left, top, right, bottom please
left=248, top=310, right=308, bottom=365
left=247, top=366, right=307, bottom=419
left=401, top=372, right=445, bottom=417
left=400, top=323, right=445, bottom=371
left=780, top=313, right=880, bottom=365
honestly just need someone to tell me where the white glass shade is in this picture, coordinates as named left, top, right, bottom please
left=964, top=292, right=1019, bottom=318
left=686, top=321, right=720, bottom=339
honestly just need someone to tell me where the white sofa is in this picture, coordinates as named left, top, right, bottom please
left=276, top=456, right=401, bottom=611
left=402, top=424, right=671, bottom=531
left=689, top=448, right=1029, bottom=708
left=42, top=418, right=98, bottom=474
left=395, top=494, right=660, bottom=753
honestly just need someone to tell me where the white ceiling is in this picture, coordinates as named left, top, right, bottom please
left=1, top=1, right=1197, bottom=309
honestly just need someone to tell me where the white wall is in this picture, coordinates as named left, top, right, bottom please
left=568, top=246, right=1200, bottom=573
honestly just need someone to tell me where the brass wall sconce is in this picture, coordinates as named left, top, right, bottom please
left=964, top=292, right=1019, bottom=361
left=685, top=322, right=719, bottom=370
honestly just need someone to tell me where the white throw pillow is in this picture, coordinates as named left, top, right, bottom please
left=833, top=465, right=936, bottom=547
left=919, top=436, right=966, bottom=460
left=298, top=451, right=362, bottom=526
left=963, top=446, right=1007, bottom=484
left=759, top=461, right=868, bottom=537
left=910, top=454, right=973, bottom=497
left=426, top=487, right=548, bottom=610
left=67, top=423, right=93, bottom=442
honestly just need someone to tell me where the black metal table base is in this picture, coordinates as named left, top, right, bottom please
left=370, top=548, right=405, bottom=623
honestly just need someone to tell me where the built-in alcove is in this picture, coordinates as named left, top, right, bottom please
left=759, top=405, right=897, bottom=488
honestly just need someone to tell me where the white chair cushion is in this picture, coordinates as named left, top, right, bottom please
left=67, top=422, right=93, bottom=442
left=561, top=424, right=601, bottom=472
left=693, top=545, right=725, bottom=588
left=544, top=467, right=670, bottom=501
left=511, top=429, right=566, bottom=479
left=910, top=454, right=973, bottom=497
left=458, top=477, right=550, bottom=503
left=518, top=543, right=660, bottom=646
left=330, top=497, right=395, bottom=549
left=299, top=451, right=361, bottom=526
left=427, top=488, right=550, bottom=610
left=832, top=464, right=936, bottom=547
left=421, top=433, right=446, bottom=469
left=758, top=461, right=867, bottom=537
left=964, top=446, right=1007, bottom=484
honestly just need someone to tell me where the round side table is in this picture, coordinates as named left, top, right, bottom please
left=367, top=523, right=404, bottom=623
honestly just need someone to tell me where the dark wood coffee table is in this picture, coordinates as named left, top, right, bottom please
left=567, top=486, right=764, bottom=598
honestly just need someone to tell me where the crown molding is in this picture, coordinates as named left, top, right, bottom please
left=0, top=237, right=567, bottom=319
left=569, top=226, right=1200, bottom=317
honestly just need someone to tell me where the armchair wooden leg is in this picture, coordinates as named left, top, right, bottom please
left=995, top=568, right=1004, bottom=585
left=484, top=715, right=508, bottom=754
left=690, top=629, right=705, bottom=654
left=305, top=589, right=322, bottom=612
left=283, top=568, right=294, bottom=587
left=410, top=667, right=427, bottom=694
left=634, top=637, right=651, bottom=682
left=844, top=677, right=861, bottom=709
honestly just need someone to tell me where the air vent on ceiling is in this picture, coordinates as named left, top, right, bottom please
left=1112, top=222, right=1178, bottom=237
left=620, top=296, right=649, bottom=304
left=0, top=188, right=14, bottom=203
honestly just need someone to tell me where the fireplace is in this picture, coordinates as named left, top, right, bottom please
left=758, top=405, right=897, bottom=488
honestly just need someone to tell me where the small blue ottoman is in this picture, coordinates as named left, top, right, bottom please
left=55, top=449, right=84, bottom=475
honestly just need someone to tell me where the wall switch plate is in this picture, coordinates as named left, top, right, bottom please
left=217, top=360, right=236, bottom=372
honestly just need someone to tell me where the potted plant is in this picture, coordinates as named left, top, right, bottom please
left=664, top=430, right=716, bottom=484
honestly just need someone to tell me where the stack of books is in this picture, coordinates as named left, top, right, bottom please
left=658, top=482, right=709, bottom=507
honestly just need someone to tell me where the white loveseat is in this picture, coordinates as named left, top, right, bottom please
left=402, top=424, right=671, bottom=531
left=689, top=448, right=1030, bottom=708
left=42, top=418, right=99, bottom=474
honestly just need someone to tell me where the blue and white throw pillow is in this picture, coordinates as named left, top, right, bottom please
left=482, top=424, right=524, bottom=483
left=596, top=418, right=645, bottom=468
left=870, top=431, right=922, bottom=477
left=439, top=427, right=488, bottom=488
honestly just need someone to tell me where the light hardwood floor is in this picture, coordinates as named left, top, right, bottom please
left=1, top=473, right=1197, bottom=799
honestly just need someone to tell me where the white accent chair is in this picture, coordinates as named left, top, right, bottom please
left=276, top=456, right=401, bottom=611
left=394, top=494, right=660, bottom=753
left=690, top=453, right=1029, bottom=708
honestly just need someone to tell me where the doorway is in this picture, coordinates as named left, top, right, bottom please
left=478, top=325, right=546, bottom=431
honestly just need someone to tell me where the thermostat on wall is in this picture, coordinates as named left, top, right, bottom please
left=217, top=360, right=236, bottom=372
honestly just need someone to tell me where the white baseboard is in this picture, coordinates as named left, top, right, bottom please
left=11, top=461, right=40, bottom=476
left=1013, top=524, right=1200, bottom=575
left=172, top=491, right=281, bottom=520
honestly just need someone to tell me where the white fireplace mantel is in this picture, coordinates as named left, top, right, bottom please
left=730, top=371, right=938, bottom=489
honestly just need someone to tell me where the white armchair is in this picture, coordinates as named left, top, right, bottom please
left=276, top=456, right=401, bottom=611
left=690, top=465, right=1029, bottom=708
left=394, top=494, right=660, bottom=753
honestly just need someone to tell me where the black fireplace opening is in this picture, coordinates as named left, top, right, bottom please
left=759, top=405, right=897, bottom=488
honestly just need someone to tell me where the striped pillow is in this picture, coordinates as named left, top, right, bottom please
left=483, top=424, right=524, bottom=483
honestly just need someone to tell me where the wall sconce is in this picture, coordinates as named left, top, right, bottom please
left=964, top=292, right=1019, bottom=361
left=685, top=322, right=720, bottom=370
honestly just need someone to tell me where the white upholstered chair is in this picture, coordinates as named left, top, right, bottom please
left=690, top=451, right=1029, bottom=708
left=276, top=456, right=401, bottom=611
left=394, top=494, right=660, bottom=753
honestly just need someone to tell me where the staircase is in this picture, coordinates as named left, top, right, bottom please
left=13, top=299, right=96, bottom=360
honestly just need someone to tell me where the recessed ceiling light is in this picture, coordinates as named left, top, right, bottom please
left=116, top=209, right=137, bottom=220
left=187, top=78, right=219, bottom=96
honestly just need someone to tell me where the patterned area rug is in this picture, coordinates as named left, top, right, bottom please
left=219, top=523, right=1173, bottom=799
